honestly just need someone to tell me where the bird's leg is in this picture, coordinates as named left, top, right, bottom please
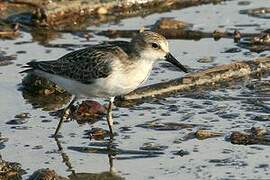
left=54, top=137, right=75, bottom=175
left=53, top=95, right=77, bottom=137
left=106, top=97, right=115, bottom=139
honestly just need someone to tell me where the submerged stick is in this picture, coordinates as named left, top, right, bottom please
left=117, top=57, right=270, bottom=103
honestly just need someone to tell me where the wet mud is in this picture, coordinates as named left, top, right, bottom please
left=0, top=0, right=226, bottom=30
left=0, top=156, right=25, bottom=180
left=0, top=50, right=17, bottom=66
left=239, top=7, right=270, bottom=19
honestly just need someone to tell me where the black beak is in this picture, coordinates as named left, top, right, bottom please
left=165, top=53, right=188, bottom=73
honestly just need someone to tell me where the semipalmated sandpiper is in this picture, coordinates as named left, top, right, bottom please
left=22, top=31, right=188, bottom=139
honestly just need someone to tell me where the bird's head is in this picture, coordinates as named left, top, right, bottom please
left=131, top=31, right=188, bottom=73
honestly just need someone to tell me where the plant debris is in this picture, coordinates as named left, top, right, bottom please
left=228, top=127, right=270, bottom=145
left=28, top=168, right=67, bottom=180
left=0, top=156, right=25, bottom=180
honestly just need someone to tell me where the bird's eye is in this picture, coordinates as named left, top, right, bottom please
left=151, top=43, right=159, bottom=49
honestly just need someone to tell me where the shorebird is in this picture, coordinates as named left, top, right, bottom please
left=22, top=31, right=188, bottom=139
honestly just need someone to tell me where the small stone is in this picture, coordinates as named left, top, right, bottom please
left=14, top=112, right=30, bottom=119
left=32, top=145, right=43, bottom=150
left=250, top=127, right=268, bottom=136
left=96, top=7, right=108, bottom=15
left=251, top=33, right=270, bottom=45
left=195, top=129, right=223, bottom=140
left=182, top=77, right=193, bottom=84
left=197, top=57, right=215, bottom=63
left=21, top=73, right=66, bottom=96
left=88, top=128, right=110, bottom=140
left=74, top=100, right=106, bottom=124
left=213, top=30, right=222, bottom=41
left=234, top=30, right=241, bottom=43
left=223, top=48, right=241, bottom=53
left=140, top=142, right=168, bottom=151
left=136, top=121, right=197, bottom=131
left=84, top=32, right=93, bottom=41
left=228, top=128, right=270, bottom=145
left=0, top=156, right=25, bottom=179
left=256, top=164, right=269, bottom=169
left=43, top=89, right=54, bottom=95
left=253, top=115, right=270, bottom=121
left=239, top=7, right=270, bottom=20
left=229, top=132, right=254, bottom=145
left=238, top=1, right=251, bottom=6
left=16, top=50, right=26, bottom=54
left=119, top=126, right=132, bottom=132
left=0, top=133, right=8, bottom=149
left=173, top=149, right=190, bottom=157
left=10, top=126, right=28, bottom=130
left=0, top=53, right=17, bottom=66
left=41, top=119, right=52, bottom=123
left=153, top=18, right=191, bottom=30
left=28, top=168, right=67, bottom=180
left=6, top=119, right=27, bottom=125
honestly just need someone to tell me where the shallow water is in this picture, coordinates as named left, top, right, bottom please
left=1, top=0, right=270, bottom=179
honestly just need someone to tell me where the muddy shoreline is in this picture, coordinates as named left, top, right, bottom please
left=1, top=0, right=225, bottom=29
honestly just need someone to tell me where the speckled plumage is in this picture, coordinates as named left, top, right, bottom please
left=27, top=44, right=129, bottom=84
left=22, top=31, right=188, bottom=137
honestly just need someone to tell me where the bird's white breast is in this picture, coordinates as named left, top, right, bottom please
left=95, top=58, right=155, bottom=96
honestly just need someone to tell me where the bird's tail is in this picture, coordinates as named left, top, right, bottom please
left=19, top=68, right=33, bottom=74
left=20, top=60, right=42, bottom=73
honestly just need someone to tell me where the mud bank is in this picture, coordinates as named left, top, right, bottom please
left=1, top=0, right=225, bottom=30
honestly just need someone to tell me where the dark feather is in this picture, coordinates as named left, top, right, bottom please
left=22, top=43, right=130, bottom=84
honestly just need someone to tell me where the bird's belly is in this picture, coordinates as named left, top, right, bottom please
left=94, top=72, right=150, bottom=97
left=89, top=59, right=155, bottom=97
left=95, top=65, right=152, bottom=97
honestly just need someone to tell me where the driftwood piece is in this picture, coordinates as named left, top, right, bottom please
left=116, top=56, right=270, bottom=103
left=0, top=20, right=19, bottom=39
